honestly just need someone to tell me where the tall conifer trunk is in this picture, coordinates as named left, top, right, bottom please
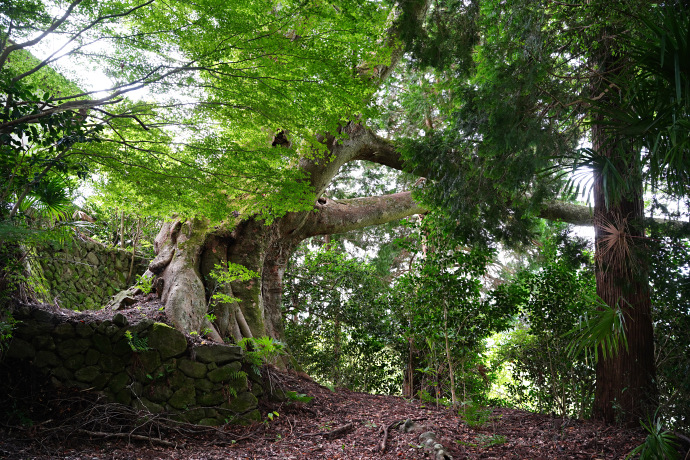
left=590, top=30, right=657, bottom=424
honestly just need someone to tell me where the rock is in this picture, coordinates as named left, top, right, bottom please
left=112, top=338, right=133, bottom=356
left=53, top=323, right=76, bottom=339
left=74, top=366, right=101, bottom=382
left=56, top=338, right=91, bottom=358
left=86, top=252, right=99, bottom=266
left=51, top=366, right=73, bottom=380
left=34, top=350, right=60, bottom=368
left=109, top=372, right=130, bottom=394
left=195, top=379, right=215, bottom=392
left=64, top=354, right=85, bottom=370
left=168, top=385, right=196, bottom=409
left=6, top=338, right=36, bottom=360
left=134, top=397, right=164, bottom=414
left=178, top=408, right=206, bottom=423
left=92, top=333, right=112, bottom=354
left=198, top=418, right=222, bottom=426
left=194, top=343, right=243, bottom=364
left=400, top=418, right=421, bottom=433
left=136, top=350, right=161, bottom=373
left=84, top=348, right=100, bottom=365
left=222, top=391, right=257, bottom=413
left=207, top=362, right=242, bottom=383
left=75, top=322, right=94, bottom=338
left=31, top=308, right=54, bottom=324
left=146, top=381, right=174, bottom=403
left=115, top=389, right=132, bottom=405
left=108, top=290, right=137, bottom=311
left=178, top=358, right=208, bottom=379
left=197, top=390, right=226, bottom=406
left=147, top=323, right=187, bottom=360
left=92, top=372, right=112, bottom=390
left=112, top=313, right=128, bottom=327
left=99, top=354, right=126, bottom=373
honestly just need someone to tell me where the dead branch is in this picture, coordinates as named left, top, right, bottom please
left=302, top=422, right=354, bottom=440
left=75, top=429, right=178, bottom=447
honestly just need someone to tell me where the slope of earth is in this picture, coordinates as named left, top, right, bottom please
left=0, top=300, right=651, bottom=459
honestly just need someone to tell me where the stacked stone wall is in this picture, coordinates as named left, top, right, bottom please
left=5, top=305, right=262, bottom=426
left=33, top=239, right=149, bottom=311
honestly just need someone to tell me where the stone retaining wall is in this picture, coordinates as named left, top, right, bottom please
left=33, top=239, right=149, bottom=311
left=5, top=305, right=262, bottom=426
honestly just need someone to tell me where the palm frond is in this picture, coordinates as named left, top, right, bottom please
left=565, top=295, right=628, bottom=363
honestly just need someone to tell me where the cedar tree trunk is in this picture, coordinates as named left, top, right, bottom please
left=590, top=32, right=657, bottom=425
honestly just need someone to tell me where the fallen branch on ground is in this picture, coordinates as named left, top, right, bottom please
left=302, top=422, right=354, bottom=440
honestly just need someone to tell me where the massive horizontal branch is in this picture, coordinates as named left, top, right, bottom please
left=539, top=201, right=594, bottom=226
left=303, top=191, right=424, bottom=237
left=540, top=200, right=690, bottom=233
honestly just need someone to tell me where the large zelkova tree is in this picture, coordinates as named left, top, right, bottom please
left=1, top=0, right=438, bottom=338
left=399, top=0, right=689, bottom=425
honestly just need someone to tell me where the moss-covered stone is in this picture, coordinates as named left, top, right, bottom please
left=112, top=313, right=128, bottom=327
left=168, top=385, right=196, bottom=410
left=53, top=323, right=76, bottom=339
left=194, top=344, right=243, bottom=364
left=165, top=370, right=190, bottom=390
left=177, top=407, right=206, bottom=423
left=251, top=384, right=264, bottom=398
left=64, top=353, right=85, bottom=370
left=129, top=319, right=154, bottom=335
left=208, top=361, right=242, bottom=382
left=136, top=350, right=161, bottom=374
left=109, top=372, right=130, bottom=394
left=96, top=320, right=112, bottom=335
left=92, top=333, right=112, bottom=354
left=198, top=418, right=222, bottom=426
left=6, top=337, right=36, bottom=360
left=134, top=397, right=164, bottom=414
left=112, top=338, right=133, bottom=356
left=147, top=323, right=187, bottom=360
left=31, top=309, right=54, bottom=323
left=179, top=358, right=207, bottom=379
left=115, top=389, right=132, bottom=405
left=146, top=381, right=173, bottom=403
left=195, top=378, right=215, bottom=392
left=56, top=338, right=91, bottom=358
left=34, top=350, right=60, bottom=368
left=221, top=391, right=257, bottom=413
left=92, top=372, right=112, bottom=390
left=51, top=366, right=73, bottom=380
left=74, top=365, right=102, bottom=383
left=84, top=348, right=100, bottom=366
left=17, top=321, right=48, bottom=337
left=100, top=354, right=126, bottom=373
left=197, top=390, right=226, bottom=406
left=86, top=252, right=99, bottom=266
left=75, top=322, right=94, bottom=338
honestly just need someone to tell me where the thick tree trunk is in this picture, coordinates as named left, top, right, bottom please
left=589, top=27, right=657, bottom=424
left=590, top=133, right=657, bottom=425
left=144, top=140, right=424, bottom=344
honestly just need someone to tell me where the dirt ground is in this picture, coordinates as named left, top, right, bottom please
left=0, top=298, right=654, bottom=459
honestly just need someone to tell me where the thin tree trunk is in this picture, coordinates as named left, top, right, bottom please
left=119, top=211, right=125, bottom=249
left=126, top=218, right=141, bottom=285
left=443, top=301, right=457, bottom=406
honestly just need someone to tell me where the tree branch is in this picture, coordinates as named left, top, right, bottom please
left=303, top=191, right=424, bottom=237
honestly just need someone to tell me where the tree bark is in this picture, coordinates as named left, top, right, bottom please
left=589, top=33, right=657, bottom=425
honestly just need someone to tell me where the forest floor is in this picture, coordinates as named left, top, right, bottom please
left=0, top=298, right=648, bottom=459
